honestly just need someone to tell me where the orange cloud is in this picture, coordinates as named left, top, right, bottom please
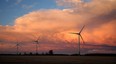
left=0, top=0, right=116, bottom=54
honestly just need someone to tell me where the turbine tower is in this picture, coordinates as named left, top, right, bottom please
left=71, top=25, right=85, bottom=55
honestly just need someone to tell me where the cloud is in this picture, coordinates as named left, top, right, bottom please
left=15, top=0, right=23, bottom=5
left=84, top=43, right=116, bottom=54
left=0, top=0, right=116, bottom=54
left=14, top=9, right=78, bottom=32
left=22, top=3, right=38, bottom=10
left=57, top=0, right=116, bottom=14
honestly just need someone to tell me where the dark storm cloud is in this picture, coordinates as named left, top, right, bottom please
left=86, top=10, right=116, bottom=28
left=82, top=43, right=116, bottom=53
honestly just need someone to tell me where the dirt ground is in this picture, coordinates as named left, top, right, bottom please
left=0, top=56, right=116, bottom=64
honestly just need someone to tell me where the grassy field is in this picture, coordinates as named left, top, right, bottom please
left=0, top=56, right=116, bottom=64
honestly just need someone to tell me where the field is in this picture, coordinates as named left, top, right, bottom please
left=0, top=56, right=116, bottom=64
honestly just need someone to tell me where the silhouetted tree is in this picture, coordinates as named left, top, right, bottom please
left=45, top=52, right=48, bottom=55
left=36, top=52, right=38, bottom=55
left=24, top=52, right=27, bottom=55
left=29, top=52, right=32, bottom=55
left=19, top=53, right=21, bottom=55
left=41, top=52, right=45, bottom=55
left=49, top=50, right=53, bottom=55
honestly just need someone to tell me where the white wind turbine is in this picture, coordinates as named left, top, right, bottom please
left=70, top=25, right=85, bottom=55
left=15, top=41, right=21, bottom=55
left=34, top=37, right=40, bottom=54
left=32, top=34, right=40, bottom=54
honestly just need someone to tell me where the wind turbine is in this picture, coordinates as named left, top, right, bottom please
left=33, top=35, right=40, bottom=54
left=70, top=25, right=85, bottom=55
left=16, top=42, right=20, bottom=55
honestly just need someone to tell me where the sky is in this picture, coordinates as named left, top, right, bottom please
left=0, top=0, right=59, bottom=25
left=0, top=0, right=116, bottom=54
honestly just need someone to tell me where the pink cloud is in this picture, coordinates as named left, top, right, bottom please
left=0, top=0, right=116, bottom=54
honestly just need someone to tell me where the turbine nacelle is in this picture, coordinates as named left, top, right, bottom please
left=34, top=40, right=39, bottom=43
left=16, top=43, right=19, bottom=46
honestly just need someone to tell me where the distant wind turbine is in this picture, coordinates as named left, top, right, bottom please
left=32, top=34, right=40, bottom=54
left=70, top=25, right=85, bottom=55
left=16, top=42, right=20, bottom=55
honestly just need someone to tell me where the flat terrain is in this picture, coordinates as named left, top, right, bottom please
left=0, top=56, right=116, bottom=64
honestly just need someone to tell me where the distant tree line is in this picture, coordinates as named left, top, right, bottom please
left=16, top=50, right=54, bottom=55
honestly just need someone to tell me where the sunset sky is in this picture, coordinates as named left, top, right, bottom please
left=0, top=0, right=116, bottom=54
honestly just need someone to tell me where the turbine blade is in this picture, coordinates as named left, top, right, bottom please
left=32, top=34, right=36, bottom=38
left=79, top=25, right=85, bottom=33
left=37, top=36, right=40, bottom=40
left=65, top=40, right=70, bottom=43
left=70, top=32, right=78, bottom=34
left=32, top=33, right=39, bottom=40
left=80, top=35, right=85, bottom=44
left=80, top=35, right=85, bottom=50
